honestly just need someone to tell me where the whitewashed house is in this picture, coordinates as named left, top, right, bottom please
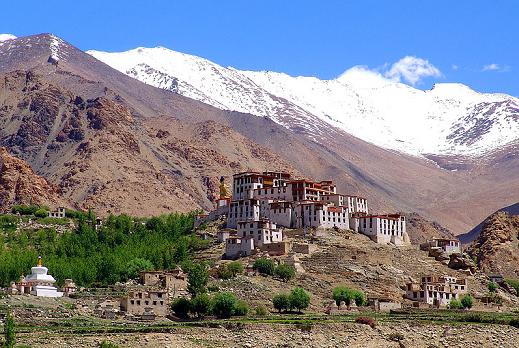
left=406, top=275, right=468, bottom=307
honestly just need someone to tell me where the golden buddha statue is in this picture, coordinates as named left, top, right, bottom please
left=219, top=176, right=230, bottom=199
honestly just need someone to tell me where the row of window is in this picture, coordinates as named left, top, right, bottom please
left=130, top=300, right=164, bottom=306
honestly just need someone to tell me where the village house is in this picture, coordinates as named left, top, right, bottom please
left=120, top=289, right=169, bottom=317
left=48, top=207, right=66, bottom=219
left=352, top=214, right=410, bottom=246
left=421, top=238, right=462, bottom=255
left=139, top=268, right=187, bottom=297
left=406, top=275, right=468, bottom=307
left=225, top=236, right=255, bottom=259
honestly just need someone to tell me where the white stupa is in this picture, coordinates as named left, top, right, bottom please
left=24, top=256, right=63, bottom=297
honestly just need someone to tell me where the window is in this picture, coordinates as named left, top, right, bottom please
left=145, top=300, right=149, bottom=305
left=137, top=300, right=141, bottom=305
left=153, top=301, right=157, bottom=305
left=131, top=300, right=135, bottom=305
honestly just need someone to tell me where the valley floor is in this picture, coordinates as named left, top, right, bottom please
left=16, top=320, right=519, bottom=348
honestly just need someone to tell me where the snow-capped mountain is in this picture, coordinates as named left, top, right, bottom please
left=88, top=46, right=519, bottom=157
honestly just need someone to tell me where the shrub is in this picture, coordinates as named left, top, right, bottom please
left=355, top=316, right=376, bottom=328
left=289, top=287, right=311, bottom=312
left=488, top=281, right=498, bottom=293
left=448, top=299, right=463, bottom=309
left=34, top=208, right=48, bottom=218
left=212, top=292, right=237, bottom=319
left=461, top=294, right=474, bottom=309
left=233, top=300, right=249, bottom=316
left=171, top=297, right=191, bottom=319
left=227, top=261, right=244, bottom=277
left=4, top=309, right=15, bottom=348
left=510, top=318, right=519, bottom=328
left=191, top=293, right=212, bottom=318
left=11, top=204, right=39, bottom=216
left=253, top=258, right=276, bottom=275
left=99, top=341, right=119, bottom=348
left=272, top=293, right=291, bottom=313
left=274, top=264, right=296, bottom=282
left=187, top=263, right=209, bottom=296
left=217, top=264, right=233, bottom=280
left=254, top=305, right=268, bottom=316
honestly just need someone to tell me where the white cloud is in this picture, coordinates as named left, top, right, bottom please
left=482, top=63, right=510, bottom=72
left=384, top=56, right=442, bottom=85
left=451, top=64, right=459, bottom=71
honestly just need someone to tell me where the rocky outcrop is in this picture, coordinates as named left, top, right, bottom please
left=404, top=212, right=456, bottom=244
left=466, top=212, right=519, bottom=278
left=0, top=147, right=62, bottom=211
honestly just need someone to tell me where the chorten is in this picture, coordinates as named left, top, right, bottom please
left=24, top=256, right=63, bottom=297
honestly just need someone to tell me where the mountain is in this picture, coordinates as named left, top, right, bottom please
left=1, top=33, right=518, bottom=234
left=466, top=211, right=519, bottom=278
left=460, top=203, right=519, bottom=244
left=0, top=147, right=62, bottom=211
left=88, top=46, right=519, bottom=159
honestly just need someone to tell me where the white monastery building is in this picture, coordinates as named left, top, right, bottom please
left=406, top=275, right=468, bottom=307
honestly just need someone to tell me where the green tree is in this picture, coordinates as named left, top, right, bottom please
left=274, top=264, right=296, bottom=282
left=351, top=289, right=367, bottom=306
left=289, top=287, right=311, bottom=312
left=461, top=294, right=474, bottom=309
left=332, top=286, right=353, bottom=306
left=227, top=261, right=243, bottom=277
left=187, top=263, right=209, bottom=296
left=253, top=258, right=276, bottom=275
left=272, top=293, right=291, bottom=313
left=4, top=309, right=15, bottom=348
left=488, top=281, right=498, bottom=293
left=34, top=208, right=48, bottom=218
left=217, top=264, right=233, bottom=280
left=212, top=292, right=237, bottom=319
left=125, top=258, right=154, bottom=280
left=171, top=297, right=191, bottom=319
left=448, top=299, right=463, bottom=309
left=191, top=293, right=211, bottom=318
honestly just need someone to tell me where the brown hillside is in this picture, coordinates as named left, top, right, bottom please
left=466, top=212, right=519, bottom=278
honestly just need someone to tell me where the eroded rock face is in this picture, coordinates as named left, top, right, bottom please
left=467, top=211, right=519, bottom=278
left=0, top=147, right=62, bottom=211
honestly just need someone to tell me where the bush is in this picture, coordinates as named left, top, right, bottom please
left=355, top=316, right=376, bottom=328
left=212, top=292, right=237, bottom=319
left=99, top=341, right=119, bottom=348
left=171, top=297, right=191, bottom=319
left=289, top=287, right=311, bottom=312
left=253, top=258, right=276, bottom=275
left=233, top=300, right=249, bottom=316
left=11, top=204, right=39, bottom=216
left=332, top=286, right=366, bottom=306
left=448, top=299, right=463, bottom=309
left=4, top=309, right=15, bottom=348
left=510, top=318, right=519, bottom=328
left=461, top=294, right=474, bottom=309
left=254, top=305, right=268, bottom=316
left=274, top=264, right=296, bottom=282
left=272, top=293, right=291, bottom=313
left=227, top=261, right=244, bottom=277
left=488, top=281, right=498, bottom=293
left=34, top=208, right=49, bottom=218
left=217, top=264, right=233, bottom=280
left=191, top=293, right=212, bottom=318
left=187, top=263, right=209, bottom=296
left=125, top=258, right=154, bottom=280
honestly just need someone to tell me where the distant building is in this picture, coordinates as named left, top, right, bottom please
left=353, top=214, right=410, bottom=246
left=139, top=268, right=187, bottom=296
left=120, top=289, right=169, bottom=317
left=406, top=275, right=468, bottom=307
left=421, top=238, right=462, bottom=255
left=48, top=207, right=66, bottom=219
left=225, top=236, right=255, bottom=259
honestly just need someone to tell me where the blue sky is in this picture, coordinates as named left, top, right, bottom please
left=2, top=0, right=518, bottom=95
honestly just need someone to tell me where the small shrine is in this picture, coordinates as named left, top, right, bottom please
left=15, top=256, right=64, bottom=297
